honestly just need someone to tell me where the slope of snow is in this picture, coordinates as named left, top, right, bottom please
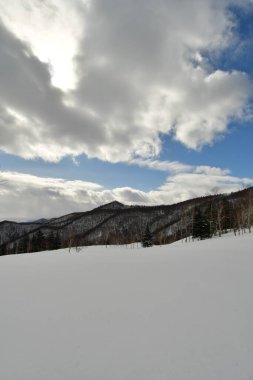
left=0, top=233, right=253, bottom=380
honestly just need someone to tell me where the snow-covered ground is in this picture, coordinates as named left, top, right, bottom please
left=0, top=233, right=253, bottom=380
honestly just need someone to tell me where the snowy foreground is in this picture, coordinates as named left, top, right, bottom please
left=0, top=234, right=253, bottom=380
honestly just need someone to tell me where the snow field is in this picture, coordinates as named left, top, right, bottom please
left=0, top=233, right=253, bottom=380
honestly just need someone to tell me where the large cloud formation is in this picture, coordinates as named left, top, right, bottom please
left=0, top=169, right=252, bottom=221
left=0, top=0, right=252, bottom=162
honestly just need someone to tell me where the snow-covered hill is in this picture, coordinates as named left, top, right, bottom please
left=0, top=233, right=253, bottom=380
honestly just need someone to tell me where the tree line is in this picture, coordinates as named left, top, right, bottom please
left=0, top=230, right=62, bottom=255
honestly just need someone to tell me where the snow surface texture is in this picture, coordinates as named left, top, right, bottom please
left=0, top=233, right=253, bottom=380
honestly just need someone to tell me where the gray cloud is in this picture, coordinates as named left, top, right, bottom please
left=0, top=0, right=251, bottom=162
left=0, top=21, right=107, bottom=160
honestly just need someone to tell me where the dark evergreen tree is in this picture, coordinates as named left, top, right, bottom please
left=201, top=212, right=212, bottom=239
left=37, top=230, right=46, bottom=251
left=0, top=244, right=7, bottom=256
left=206, top=200, right=216, bottom=237
left=192, top=207, right=202, bottom=239
left=17, top=236, right=29, bottom=254
left=47, top=231, right=55, bottom=250
left=54, top=232, right=61, bottom=250
left=142, top=225, right=153, bottom=247
left=31, top=234, right=38, bottom=252
left=221, top=198, right=232, bottom=232
left=13, top=243, right=17, bottom=255
left=31, top=230, right=46, bottom=252
left=192, top=206, right=211, bottom=240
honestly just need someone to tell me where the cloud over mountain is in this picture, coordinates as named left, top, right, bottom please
left=0, top=168, right=252, bottom=221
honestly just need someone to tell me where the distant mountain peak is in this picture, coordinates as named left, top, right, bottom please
left=99, top=201, right=126, bottom=210
left=29, top=218, right=49, bottom=224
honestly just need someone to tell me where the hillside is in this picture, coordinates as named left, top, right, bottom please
left=0, top=233, right=252, bottom=379
left=0, top=186, right=252, bottom=255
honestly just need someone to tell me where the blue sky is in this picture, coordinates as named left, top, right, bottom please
left=0, top=0, right=252, bottom=220
left=0, top=119, right=252, bottom=191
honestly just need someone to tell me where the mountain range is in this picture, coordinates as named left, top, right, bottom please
left=0, top=187, right=252, bottom=255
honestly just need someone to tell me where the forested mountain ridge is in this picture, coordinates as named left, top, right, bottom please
left=0, top=187, right=252, bottom=255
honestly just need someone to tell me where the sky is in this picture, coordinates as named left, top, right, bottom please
left=0, top=0, right=252, bottom=221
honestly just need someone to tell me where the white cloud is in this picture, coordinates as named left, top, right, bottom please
left=194, top=166, right=231, bottom=176
left=0, top=0, right=251, bottom=163
left=130, top=158, right=193, bottom=173
left=151, top=172, right=253, bottom=205
left=0, top=168, right=252, bottom=221
left=172, top=70, right=252, bottom=148
left=0, top=171, right=103, bottom=220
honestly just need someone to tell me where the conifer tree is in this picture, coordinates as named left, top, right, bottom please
left=47, top=231, right=55, bottom=250
left=142, top=225, right=153, bottom=247
left=0, top=244, right=7, bottom=256
left=31, top=230, right=46, bottom=252
left=37, top=230, right=46, bottom=251
left=192, top=206, right=211, bottom=240
left=192, top=207, right=202, bottom=239
left=17, top=236, right=29, bottom=254
left=54, top=232, right=61, bottom=250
